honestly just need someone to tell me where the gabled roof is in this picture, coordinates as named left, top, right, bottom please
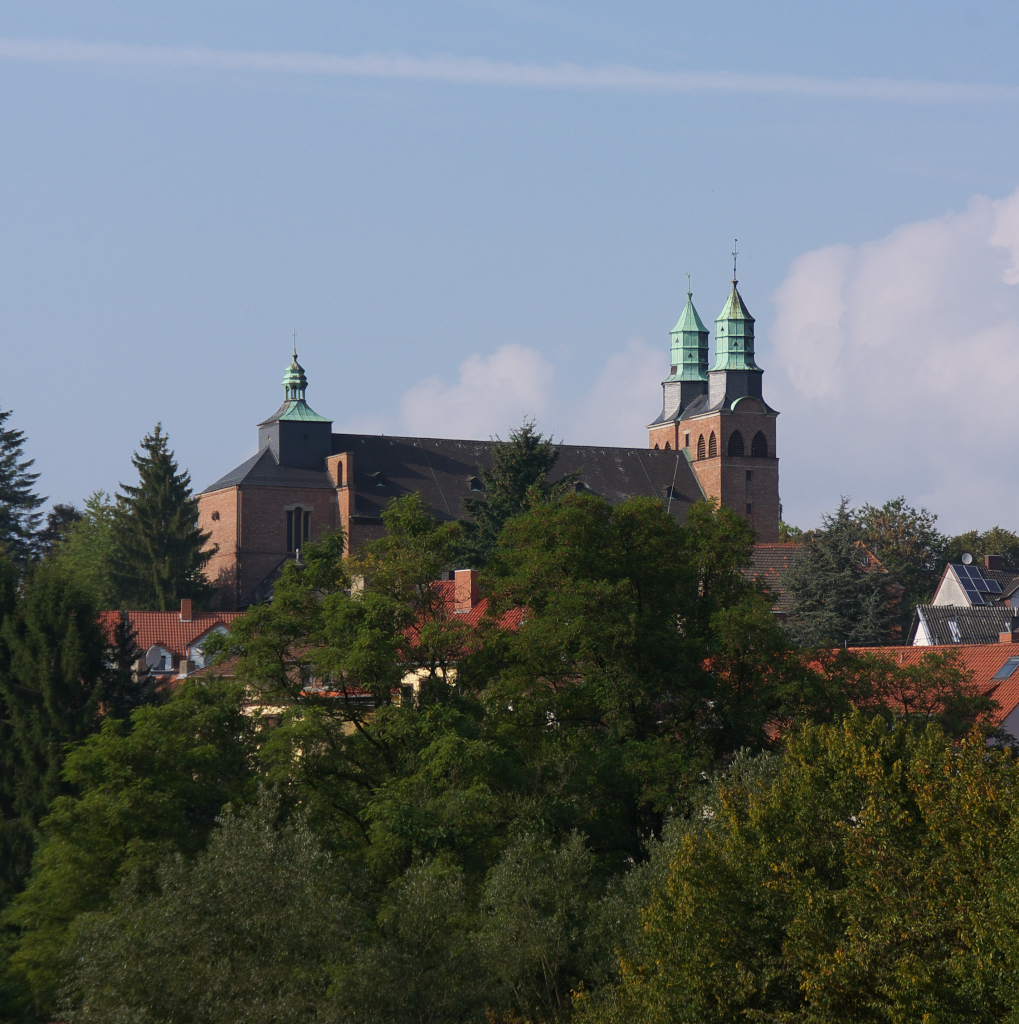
left=909, top=604, right=1018, bottom=646
left=98, top=610, right=244, bottom=658
left=850, top=642, right=1019, bottom=730
left=746, top=542, right=800, bottom=612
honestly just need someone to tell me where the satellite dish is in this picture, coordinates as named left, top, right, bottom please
left=145, top=645, right=165, bottom=669
left=962, top=552, right=974, bottom=565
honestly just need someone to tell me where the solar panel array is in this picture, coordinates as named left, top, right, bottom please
left=952, top=564, right=1003, bottom=606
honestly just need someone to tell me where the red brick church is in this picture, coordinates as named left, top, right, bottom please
left=198, top=276, right=780, bottom=608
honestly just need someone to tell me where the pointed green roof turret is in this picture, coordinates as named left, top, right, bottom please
left=711, top=278, right=759, bottom=373
left=667, top=291, right=709, bottom=382
left=263, top=347, right=331, bottom=424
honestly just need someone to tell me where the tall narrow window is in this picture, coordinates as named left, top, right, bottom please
left=708, top=432, right=717, bottom=458
left=746, top=503, right=753, bottom=516
left=727, top=430, right=745, bottom=457
left=664, top=441, right=671, bottom=450
left=697, top=434, right=706, bottom=460
left=287, top=507, right=309, bottom=552
left=684, top=433, right=690, bottom=448
left=751, top=431, right=769, bottom=458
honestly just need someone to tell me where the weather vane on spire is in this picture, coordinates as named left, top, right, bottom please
left=686, top=271, right=691, bottom=297
left=732, top=239, right=739, bottom=283
left=292, top=328, right=298, bottom=360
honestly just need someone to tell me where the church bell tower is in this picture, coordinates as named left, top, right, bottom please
left=648, top=266, right=780, bottom=541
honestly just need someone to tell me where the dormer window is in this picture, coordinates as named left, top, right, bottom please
left=468, top=477, right=484, bottom=492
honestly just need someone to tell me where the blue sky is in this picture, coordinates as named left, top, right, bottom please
left=4, top=1, right=1019, bottom=532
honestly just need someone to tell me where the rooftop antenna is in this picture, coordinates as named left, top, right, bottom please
left=686, top=270, right=691, bottom=297
left=732, top=239, right=739, bottom=283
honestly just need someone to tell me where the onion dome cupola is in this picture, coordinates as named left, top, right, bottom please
left=257, top=346, right=334, bottom=469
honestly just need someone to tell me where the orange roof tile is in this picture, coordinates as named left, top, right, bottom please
left=849, top=642, right=1019, bottom=725
left=99, top=610, right=244, bottom=658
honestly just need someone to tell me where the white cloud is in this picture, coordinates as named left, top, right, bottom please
left=770, top=188, right=1019, bottom=532
left=0, top=37, right=1017, bottom=103
left=399, top=343, right=554, bottom=439
left=392, top=337, right=661, bottom=448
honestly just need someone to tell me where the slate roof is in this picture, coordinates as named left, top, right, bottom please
left=746, top=543, right=800, bottom=612
left=201, top=447, right=338, bottom=493
left=202, top=433, right=707, bottom=522
left=909, top=604, right=1019, bottom=646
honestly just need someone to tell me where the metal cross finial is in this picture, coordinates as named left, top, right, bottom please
left=732, top=239, right=739, bottom=282
left=686, top=271, right=691, bottom=297
left=292, top=328, right=297, bottom=360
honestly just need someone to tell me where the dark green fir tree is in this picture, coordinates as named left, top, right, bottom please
left=781, top=498, right=901, bottom=647
left=112, top=425, right=213, bottom=610
left=459, top=421, right=573, bottom=567
left=0, top=407, right=45, bottom=568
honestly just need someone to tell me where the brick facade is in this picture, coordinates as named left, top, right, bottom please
left=650, top=400, right=780, bottom=542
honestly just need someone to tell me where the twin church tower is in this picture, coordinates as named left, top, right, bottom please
left=198, top=268, right=779, bottom=608
left=647, top=272, right=780, bottom=542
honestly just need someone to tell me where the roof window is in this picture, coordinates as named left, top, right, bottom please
left=992, top=656, right=1019, bottom=680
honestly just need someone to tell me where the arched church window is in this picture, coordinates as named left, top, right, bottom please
left=654, top=443, right=659, bottom=450
left=697, top=435, right=706, bottom=460
left=727, top=430, right=745, bottom=457
left=708, top=432, right=717, bottom=458
left=751, top=431, right=769, bottom=458
left=664, top=442, right=671, bottom=450
left=287, top=507, right=311, bottom=552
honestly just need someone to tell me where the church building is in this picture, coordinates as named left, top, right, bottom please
left=198, top=276, right=781, bottom=608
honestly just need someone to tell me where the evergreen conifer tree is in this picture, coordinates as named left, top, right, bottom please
left=112, top=425, right=212, bottom=610
left=781, top=498, right=900, bottom=647
left=459, top=420, right=573, bottom=567
left=0, top=565, right=108, bottom=833
left=0, top=407, right=45, bottom=568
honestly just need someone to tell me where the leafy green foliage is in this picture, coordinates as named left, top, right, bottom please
left=946, top=525, right=1019, bottom=568
left=459, top=421, right=574, bottom=568
left=584, top=715, right=1019, bottom=1024
left=1, top=681, right=258, bottom=1018
left=854, top=496, right=948, bottom=631
left=49, top=492, right=118, bottom=610
left=111, top=425, right=212, bottom=611
left=0, top=408, right=45, bottom=568
left=62, top=797, right=351, bottom=1024
left=782, top=497, right=901, bottom=646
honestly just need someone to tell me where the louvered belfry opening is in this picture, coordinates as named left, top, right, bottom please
left=708, top=431, right=718, bottom=458
left=727, top=430, right=745, bottom=457
left=751, top=430, right=769, bottom=458
left=697, top=434, right=706, bottom=460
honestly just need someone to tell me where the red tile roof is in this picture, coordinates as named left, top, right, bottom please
left=747, top=543, right=800, bottom=612
left=849, top=642, right=1019, bottom=726
left=98, top=610, right=244, bottom=658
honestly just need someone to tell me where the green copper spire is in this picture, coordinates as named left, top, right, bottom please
left=269, top=346, right=331, bottom=423
left=667, top=289, right=709, bottom=382
left=711, top=278, right=759, bottom=372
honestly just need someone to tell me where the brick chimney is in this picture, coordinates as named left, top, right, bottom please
left=986, top=554, right=1004, bottom=571
left=180, top=598, right=192, bottom=622
left=454, top=569, right=479, bottom=613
